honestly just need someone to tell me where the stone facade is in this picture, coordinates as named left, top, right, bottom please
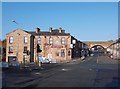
left=107, top=41, right=120, bottom=59
left=6, top=28, right=86, bottom=64
left=85, top=41, right=114, bottom=49
left=34, top=35, right=72, bottom=63
left=6, top=29, right=31, bottom=64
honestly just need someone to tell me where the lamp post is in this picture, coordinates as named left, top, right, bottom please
left=12, top=20, right=20, bottom=62
left=17, top=33, right=20, bottom=62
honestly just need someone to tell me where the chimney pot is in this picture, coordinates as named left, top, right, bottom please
left=49, top=27, right=53, bottom=32
left=36, top=27, right=40, bottom=33
left=59, top=27, right=62, bottom=33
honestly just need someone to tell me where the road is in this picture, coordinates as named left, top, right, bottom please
left=2, top=52, right=120, bottom=88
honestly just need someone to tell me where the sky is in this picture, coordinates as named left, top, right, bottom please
left=2, top=2, right=118, bottom=41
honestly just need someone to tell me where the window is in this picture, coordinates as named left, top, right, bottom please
left=24, top=46, right=27, bottom=52
left=23, top=55, right=28, bottom=63
left=37, top=37, right=41, bottom=44
left=61, top=49, right=65, bottom=57
left=9, top=36, right=13, bottom=43
left=49, top=37, right=53, bottom=44
left=68, top=50, right=70, bottom=56
left=9, top=46, right=13, bottom=52
left=24, top=36, right=28, bottom=44
left=61, top=37, right=65, bottom=44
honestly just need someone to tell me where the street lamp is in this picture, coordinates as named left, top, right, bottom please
left=16, top=33, right=20, bottom=62
left=12, top=20, right=18, bottom=25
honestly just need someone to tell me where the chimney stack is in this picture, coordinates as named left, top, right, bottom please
left=36, top=27, right=40, bottom=33
left=59, top=27, right=65, bottom=33
left=59, top=27, right=62, bottom=33
left=49, top=27, right=53, bottom=32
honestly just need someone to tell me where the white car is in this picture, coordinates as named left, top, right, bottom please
left=38, top=57, right=50, bottom=64
left=38, top=57, right=57, bottom=64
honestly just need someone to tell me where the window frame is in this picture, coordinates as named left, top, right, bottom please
left=24, top=46, right=27, bottom=53
left=24, top=36, right=28, bottom=44
left=9, top=46, right=13, bottom=52
left=49, top=37, right=53, bottom=45
left=9, top=36, right=14, bottom=44
left=61, top=37, right=65, bottom=44
left=61, top=49, right=65, bottom=57
left=37, top=37, right=41, bottom=44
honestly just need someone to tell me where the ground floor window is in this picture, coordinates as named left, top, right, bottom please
left=23, top=55, right=28, bottom=63
left=8, top=56, right=17, bottom=66
left=61, top=49, right=65, bottom=57
left=68, top=50, right=71, bottom=56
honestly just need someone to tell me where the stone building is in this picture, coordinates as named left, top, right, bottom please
left=6, top=27, right=87, bottom=64
left=107, top=38, right=120, bottom=60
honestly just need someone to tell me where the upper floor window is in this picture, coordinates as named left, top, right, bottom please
left=24, top=36, right=28, bottom=44
left=49, top=37, right=53, bottom=44
left=37, top=37, right=41, bottom=44
left=61, top=37, right=65, bottom=44
left=24, top=46, right=27, bottom=52
left=9, top=36, right=14, bottom=43
left=9, top=46, right=13, bottom=52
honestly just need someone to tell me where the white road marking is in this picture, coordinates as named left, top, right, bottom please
left=89, top=68, right=92, bottom=71
left=61, top=68, right=71, bottom=71
left=35, top=72, right=41, bottom=75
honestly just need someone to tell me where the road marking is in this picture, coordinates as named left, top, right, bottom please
left=89, top=68, right=92, bottom=71
left=35, top=72, right=41, bottom=75
left=61, top=68, right=71, bottom=71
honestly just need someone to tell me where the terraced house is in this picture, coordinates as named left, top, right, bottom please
left=6, top=27, right=87, bottom=65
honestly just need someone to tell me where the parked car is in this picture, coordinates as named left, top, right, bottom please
left=38, top=57, right=57, bottom=64
left=9, top=61, right=20, bottom=67
left=50, top=59, right=57, bottom=63
left=38, top=57, right=51, bottom=64
left=0, top=62, right=8, bottom=68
